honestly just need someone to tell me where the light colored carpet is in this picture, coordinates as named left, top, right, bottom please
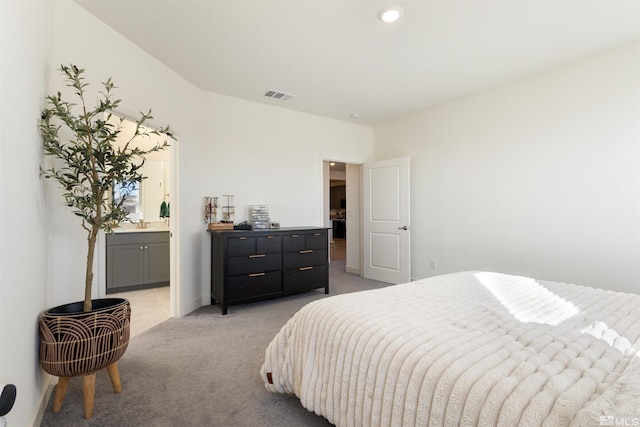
left=40, top=261, right=388, bottom=426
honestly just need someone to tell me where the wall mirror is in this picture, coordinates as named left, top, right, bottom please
left=109, top=115, right=171, bottom=224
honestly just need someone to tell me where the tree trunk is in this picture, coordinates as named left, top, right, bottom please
left=84, top=225, right=99, bottom=312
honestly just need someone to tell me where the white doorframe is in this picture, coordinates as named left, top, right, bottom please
left=168, top=136, right=180, bottom=317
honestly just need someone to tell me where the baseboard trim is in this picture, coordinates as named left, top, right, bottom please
left=31, top=375, right=55, bottom=427
left=180, top=295, right=203, bottom=317
left=345, top=264, right=360, bottom=275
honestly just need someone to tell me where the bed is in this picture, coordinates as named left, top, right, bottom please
left=260, top=271, right=640, bottom=426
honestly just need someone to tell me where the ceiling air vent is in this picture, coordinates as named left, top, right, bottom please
left=264, top=89, right=295, bottom=101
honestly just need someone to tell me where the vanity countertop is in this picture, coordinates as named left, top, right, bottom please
left=112, top=227, right=169, bottom=234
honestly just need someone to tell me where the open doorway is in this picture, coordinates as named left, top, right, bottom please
left=99, top=116, right=173, bottom=336
left=324, top=160, right=361, bottom=276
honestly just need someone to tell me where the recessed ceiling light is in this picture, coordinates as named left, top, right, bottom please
left=350, top=113, right=360, bottom=119
left=330, top=162, right=336, bottom=166
left=378, top=6, right=404, bottom=23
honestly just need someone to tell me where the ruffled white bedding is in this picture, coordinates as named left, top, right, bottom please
left=260, top=271, right=640, bottom=426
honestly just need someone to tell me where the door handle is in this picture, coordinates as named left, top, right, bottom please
left=398, top=226, right=410, bottom=230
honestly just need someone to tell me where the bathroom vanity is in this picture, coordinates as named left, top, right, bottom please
left=106, top=230, right=170, bottom=293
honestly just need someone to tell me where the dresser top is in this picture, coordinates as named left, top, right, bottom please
left=208, top=226, right=328, bottom=235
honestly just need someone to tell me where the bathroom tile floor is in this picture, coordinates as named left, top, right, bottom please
left=110, top=286, right=170, bottom=337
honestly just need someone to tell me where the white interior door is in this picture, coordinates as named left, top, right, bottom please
left=363, top=157, right=411, bottom=284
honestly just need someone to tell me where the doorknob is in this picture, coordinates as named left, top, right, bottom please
left=398, top=226, right=409, bottom=230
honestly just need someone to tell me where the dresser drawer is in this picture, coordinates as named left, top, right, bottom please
left=257, top=235, right=281, bottom=253
left=283, top=265, right=327, bottom=292
left=228, top=271, right=282, bottom=301
left=305, top=232, right=327, bottom=249
left=283, top=249, right=327, bottom=269
left=282, top=234, right=306, bottom=252
left=228, top=253, right=281, bottom=275
left=227, top=236, right=256, bottom=256
left=282, top=232, right=327, bottom=252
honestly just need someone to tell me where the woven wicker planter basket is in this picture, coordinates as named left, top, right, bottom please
left=39, top=298, right=131, bottom=378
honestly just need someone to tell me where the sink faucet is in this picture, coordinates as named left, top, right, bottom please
left=137, top=218, right=146, bottom=229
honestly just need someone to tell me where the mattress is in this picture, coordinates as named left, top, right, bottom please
left=260, top=271, right=640, bottom=426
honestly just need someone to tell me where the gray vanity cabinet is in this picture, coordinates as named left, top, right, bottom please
left=106, top=231, right=170, bottom=292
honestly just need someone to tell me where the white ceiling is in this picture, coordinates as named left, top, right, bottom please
left=75, top=0, right=640, bottom=126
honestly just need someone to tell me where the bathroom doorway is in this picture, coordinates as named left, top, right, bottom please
left=100, top=116, right=173, bottom=336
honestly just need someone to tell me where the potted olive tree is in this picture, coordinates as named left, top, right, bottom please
left=38, top=64, right=174, bottom=418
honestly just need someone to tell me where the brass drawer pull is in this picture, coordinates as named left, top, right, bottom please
left=314, top=233, right=321, bottom=236
left=299, top=267, right=314, bottom=271
left=249, top=273, right=266, bottom=277
left=291, top=234, right=299, bottom=237
left=300, top=250, right=313, bottom=254
left=266, top=236, right=274, bottom=239
left=238, top=237, right=247, bottom=240
left=249, top=254, right=266, bottom=258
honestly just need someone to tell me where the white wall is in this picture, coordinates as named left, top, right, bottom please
left=0, top=2, right=53, bottom=426
left=374, top=41, right=640, bottom=294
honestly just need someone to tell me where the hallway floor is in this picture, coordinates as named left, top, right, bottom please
left=331, top=237, right=346, bottom=261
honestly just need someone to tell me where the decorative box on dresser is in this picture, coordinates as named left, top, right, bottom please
left=209, top=227, right=329, bottom=314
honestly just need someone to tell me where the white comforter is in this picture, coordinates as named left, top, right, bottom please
left=260, top=272, right=640, bottom=427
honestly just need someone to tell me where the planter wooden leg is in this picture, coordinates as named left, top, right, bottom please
left=106, top=363, right=122, bottom=393
left=83, top=373, right=96, bottom=419
left=52, top=377, right=70, bottom=413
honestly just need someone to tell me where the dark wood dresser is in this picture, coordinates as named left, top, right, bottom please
left=209, top=227, right=329, bottom=314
